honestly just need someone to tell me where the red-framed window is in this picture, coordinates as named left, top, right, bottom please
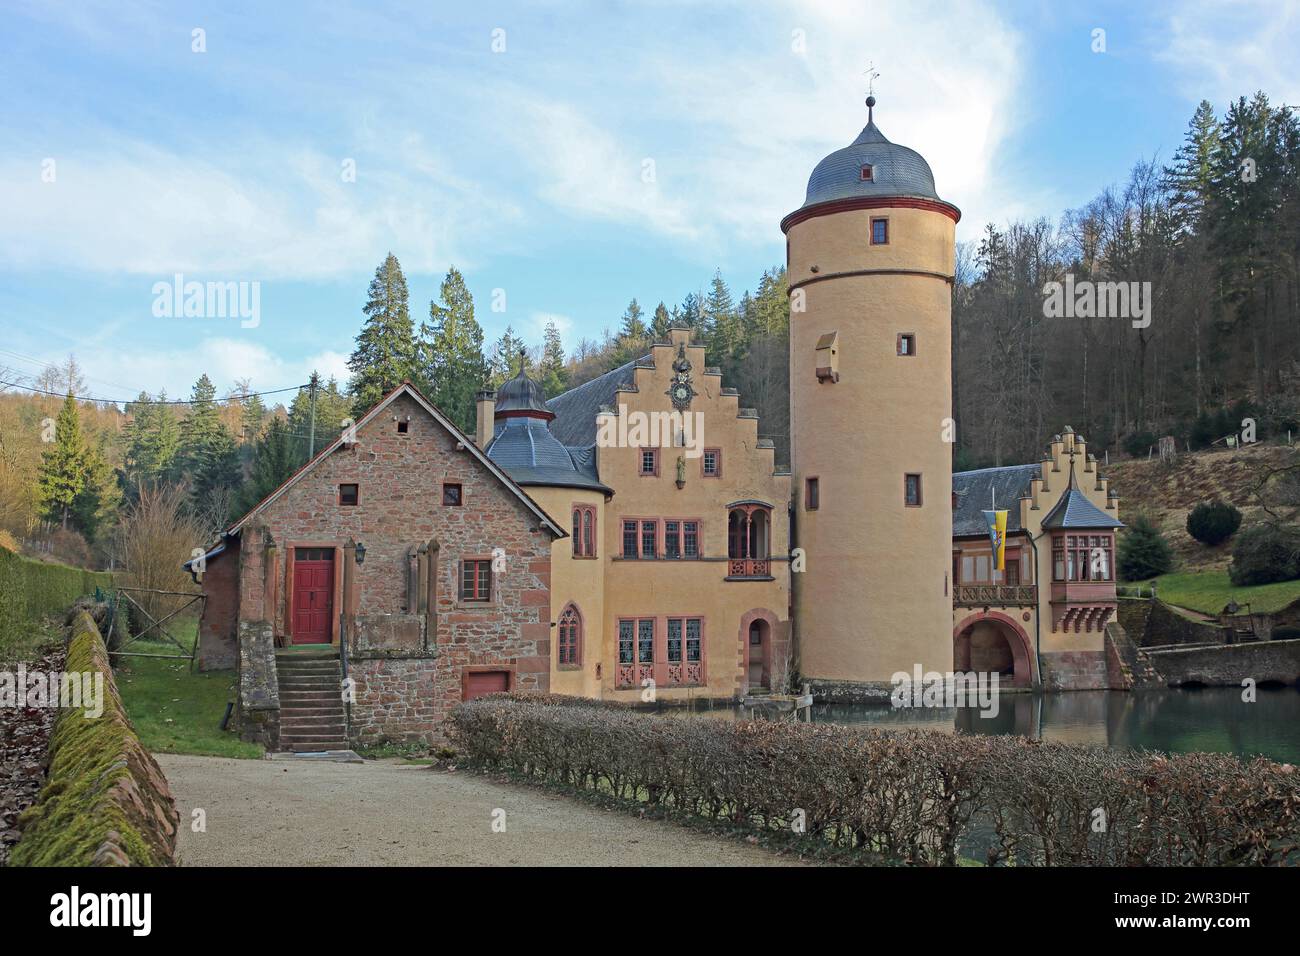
left=702, top=448, right=721, bottom=477
left=442, top=482, right=462, bottom=506
left=572, top=506, right=596, bottom=557
left=640, top=519, right=657, bottom=558
left=622, top=520, right=639, bottom=557
left=663, top=519, right=701, bottom=559
left=860, top=163, right=874, bottom=182
left=558, top=604, right=582, bottom=667
left=904, top=473, right=923, bottom=507
left=639, top=447, right=658, bottom=476
left=618, top=618, right=655, bottom=667
left=666, top=617, right=703, bottom=666
left=339, top=483, right=359, bottom=506
left=1055, top=533, right=1114, bottom=582
left=460, top=559, right=492, bottom=602
left=871, top=217, right=889, bottom=245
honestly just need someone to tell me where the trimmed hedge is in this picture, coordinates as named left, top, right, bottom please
left=9, top=611, right=178, bottom=866
left=0, top=546, right=113, bottom=655
left=450, top=696, right=1300, bottom=867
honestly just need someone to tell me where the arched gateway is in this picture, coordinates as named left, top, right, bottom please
left=953, top=611, right=1036, bottom=689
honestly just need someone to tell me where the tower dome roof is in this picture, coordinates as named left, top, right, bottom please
left=787, top=97, right=958, bottom=225
left=494, top=354, right=553, bottom=419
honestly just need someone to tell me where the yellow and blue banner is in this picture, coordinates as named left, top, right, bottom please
left=982, top=509, right=1008, bottom=571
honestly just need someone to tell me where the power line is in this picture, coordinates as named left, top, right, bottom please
left=0, top=379, right=311, bottom=405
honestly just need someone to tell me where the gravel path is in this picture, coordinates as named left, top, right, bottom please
left=157, top=754, right=805, bottom=867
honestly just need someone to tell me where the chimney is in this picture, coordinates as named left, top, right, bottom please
left=475, top=390, right=496, bottom=449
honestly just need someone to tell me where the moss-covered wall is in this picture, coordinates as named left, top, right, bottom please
left=9, top=611, right=178, bottom=867
left=0, top=546, right=114, bottom=653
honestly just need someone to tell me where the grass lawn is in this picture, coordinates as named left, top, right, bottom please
left=114, top=617, right=263, bottom=759
left=1148, top=570, right=1300, bottom=616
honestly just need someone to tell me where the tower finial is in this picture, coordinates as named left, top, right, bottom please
left=517, top=347, right=528, bottom=376
left=864, top=62, right=880, bottom=123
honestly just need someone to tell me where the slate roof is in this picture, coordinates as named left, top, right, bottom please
left=1041, top=484, right=1124, bottom=530
left=496, top=366, right=553, bottom=417
left=545, top=356, right=647, bottom=447
left=801, top=117, right=944, bottom=210
left=484, top=417, right=611, bottom=493
left=952, top=464, right=1040, bottom=537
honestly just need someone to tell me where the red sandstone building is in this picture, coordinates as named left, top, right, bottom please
left=190, top=383, right=564, bottom=751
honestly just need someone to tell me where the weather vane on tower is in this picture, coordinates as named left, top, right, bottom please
left=864, top=62, right=880, bottom=121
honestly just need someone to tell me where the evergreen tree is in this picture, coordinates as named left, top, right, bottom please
left=37, top=394, right=93, bottom=530
left=702, top=270, right=743, bottom=365
left=348, top=252, right=419, bottom=415
left=1164, top=100, right=1220, bottom=235
left=240, top=416, right=296, bottom=513
left=123, top=391, right=180, bottom=488
left=677, top=292, right=701, bottom=328
left=539, top=320, right=567, bottom=397
left=420, top=267, right=489, bottom=432
left=179, top=374, right=239, bottom=511
left=651, top=301, right=672, bottom=339
left=287, top=374, right=351, bottom=465
left=489, top=326, right=530, bottom=386
left=619, top=298, right=647, bottom=341
left=1117, top=514, right=1175, bottom=581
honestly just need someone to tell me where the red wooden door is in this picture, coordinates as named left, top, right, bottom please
left=463, top=670, right=509, bottom=701
left=291, top=549, right=334, bottom=644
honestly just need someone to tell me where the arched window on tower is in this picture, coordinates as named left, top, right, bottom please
left=558, top=604, right=583, bottom=667
left=727, top=505, right=771, bottom=579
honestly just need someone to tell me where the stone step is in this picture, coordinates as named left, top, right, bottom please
left=282, top=723, right=346, bottom=736
left=279, top=706, right=345, bottom=718
left=278, top=678, right=340, bottom=688
left=277, top=663, right=341, bottom=673
left=285, top=741, right=350, bottom=753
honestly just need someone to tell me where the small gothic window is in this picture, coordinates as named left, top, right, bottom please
left=558, top=605, right=582, bottom=667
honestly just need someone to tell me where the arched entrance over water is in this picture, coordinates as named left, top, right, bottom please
left=953, top=611, right=1035, bottom=689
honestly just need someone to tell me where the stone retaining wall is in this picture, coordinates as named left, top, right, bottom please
left=10, top=611, right=178, bottom=866
left=1145, top=638, right=1300, bottom=688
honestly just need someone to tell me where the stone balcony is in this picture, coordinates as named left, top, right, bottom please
left=954, top=585, right=1038, bottom=608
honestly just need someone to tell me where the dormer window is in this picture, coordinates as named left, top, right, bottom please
left=860, top=163, right=874, bottom=182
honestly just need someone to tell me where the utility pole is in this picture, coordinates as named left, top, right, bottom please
left=307, top=372, right=320, bottom=459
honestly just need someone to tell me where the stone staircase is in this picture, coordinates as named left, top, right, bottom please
left=1105, top=622, right=1163, bottom=688
left=275, top=651, right=348, bottom=752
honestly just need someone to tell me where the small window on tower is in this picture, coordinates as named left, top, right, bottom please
left=805, top=477, right=820, bottom=511
left=871, top=217, right=889, bottom=245
left=897, top=333, right=916, bottom=356
left=904, top=473, right=923, bottom=507
left=860, top=163, right=874, bottom=182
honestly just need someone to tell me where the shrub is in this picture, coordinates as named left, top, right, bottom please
left=1186, top=500, right=1243, bottom=546
left=454, top=697, right=1300, bottom=868
left=0, top=546, right=113, bottom=658
left=449, top=697, right=1300, bottom=866
left=1121, top=430, right=1157, bottom=458
left=1118, top=514, right=1174, bottom=581
left=1229, top=523, right=1300, bottom=586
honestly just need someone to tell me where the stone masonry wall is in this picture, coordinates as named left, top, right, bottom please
left=242, top=391, right=553, bottom=746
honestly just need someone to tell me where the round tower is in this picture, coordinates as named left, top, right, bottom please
left=784, top=96, right=959, bottom=696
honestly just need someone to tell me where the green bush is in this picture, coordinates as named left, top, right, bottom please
left=1186, top=500, right=1243, bottom=546
left=0, top=546, right=114, bottom=658
left=1229, top=524, right=1300, bottom=586
left=1118, top=514, right=1174, bottom=581
left=1122, top=430, right=1157, bottom=458
left=450, top=696, right=1300, bottom=866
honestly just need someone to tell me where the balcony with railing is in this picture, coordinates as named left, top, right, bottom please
left=954, top=585, right=1038, bottom=608
left=727, top=557, right=770, bottom=578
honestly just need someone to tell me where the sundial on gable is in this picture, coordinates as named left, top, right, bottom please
left=666, top=342, right=696, bottom=410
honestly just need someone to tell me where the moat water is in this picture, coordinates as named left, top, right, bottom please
left=675, top=687, right=1300, bottom=764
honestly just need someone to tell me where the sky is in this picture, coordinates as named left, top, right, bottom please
left=1, top=0, right=1297, bottom=406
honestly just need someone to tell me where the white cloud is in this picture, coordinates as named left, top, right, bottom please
left=530, top=311, right=573, bottom=337
left=1157, top=0, right=1300, bottom=107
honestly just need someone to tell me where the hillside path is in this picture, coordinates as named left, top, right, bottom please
left=157, top=753, right=806, bottom=867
